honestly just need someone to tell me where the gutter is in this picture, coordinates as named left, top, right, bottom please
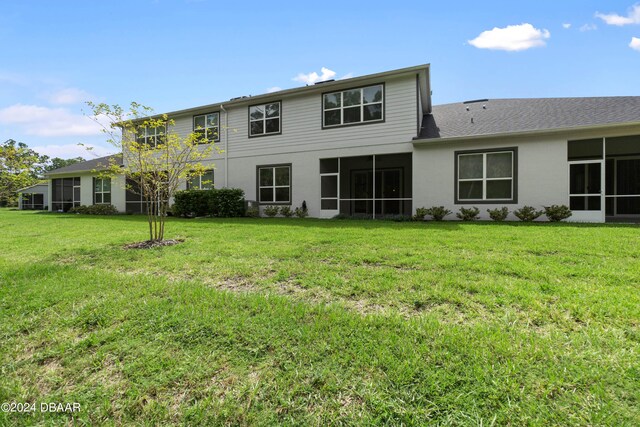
left=412, top=121, right=640, bottom=145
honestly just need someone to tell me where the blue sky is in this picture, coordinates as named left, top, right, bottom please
left=1, top=0, right=639, bottom=158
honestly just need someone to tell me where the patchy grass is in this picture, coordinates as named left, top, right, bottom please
left=0, top=209, right=638, bottom=425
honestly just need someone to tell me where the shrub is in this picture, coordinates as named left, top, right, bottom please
left=425, top=206, right=452, bottom=221
left=413, top=207, right=429, bottom=221
left=245, top=207, right=260, bottom=218
left=294, top=200, right=309, bottom=218
left=279, top=206, right=293, bottom=217
left=544, top=204, right=572, bottom=222
left=514, top=206, right=544, bottom=222
left=332, top=213, right=350, bottom=220
left=457, top=206, right=480, bottom=221
left=263, top=205, right=279, bottom=217
left=173, top=188, right=245, bottom=218
left=69, top=204, right=119, bottom=215
left=487, top=207, right=509, bottom=221
left=384, top=214, right=412, bottom=222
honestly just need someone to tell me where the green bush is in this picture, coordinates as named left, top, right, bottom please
left=279, top=206, right=293, bottom=217
left=294, top=201, right=309, bottom=218
left=263, top=205, right=279, bottom=217
left=413, top=207, right=429, bottom=221
left=425, top=206, right=452, bottom=221
left=457, top=206, right=480, bottom=221
left=245, top=207, right=260, bottom=218
left=514, top=206, right=544, bottom=222
left=544, top=205, right=572, bottom=222
left=173, top=188, right=245, bottom=218
left=211, top=188, right=245, bottom=217
left=487, top=207, right=509, bottom=221
left=69, top=204, right=119, bottom=215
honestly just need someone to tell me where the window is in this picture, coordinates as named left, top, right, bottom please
left=52, top=177, right=81, bottom=212
left=136, top=125, right=166, bottom=148
left=257, top=164, right=291, bottom=203
left=320, top=158, right=339, bottom=210
left=193, top=113, right=219, bottom=143
left=456, top=149, right=517, bottom=203
left=94, top=178, right=111, bottom=204
left=323, top=84, right=383, bottom=127
left=249, top=102, right=281, bottom=137
left=187, top=170, right=214, bottom=190
left=21, top=193, right=44, bottom=210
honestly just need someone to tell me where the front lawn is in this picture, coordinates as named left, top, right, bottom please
left=0, top=210, right=638, bottom=425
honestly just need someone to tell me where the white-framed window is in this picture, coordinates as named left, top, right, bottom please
left=94, top=177, right=111, bottom=204
left=249, top=102, right=281, bottom=137
left=258, top=164, right=291, bottom=203
left=187, top=170, right=214, bottom=190
left=323, top=84, right=383, bottom=127
left=136, top=125, right=166, bottom=148
left=456, top=149, right=516, bottom=202
left=193, top=113, right=219, bottom=143
left=320, top=158, right=339, bottom=210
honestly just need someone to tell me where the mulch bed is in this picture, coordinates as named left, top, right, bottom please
left=123, top=239, right=184, bottom=250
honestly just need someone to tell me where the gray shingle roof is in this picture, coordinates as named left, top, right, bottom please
left=418, top=97, right=640, bottom=140
left=45, top=154, right=122, bottom=176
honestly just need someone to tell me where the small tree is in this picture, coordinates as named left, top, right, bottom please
left=87, top=102, right=216, bottom=242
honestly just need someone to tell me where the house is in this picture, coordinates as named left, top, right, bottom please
left=45, top=63, right=640, bottom=222
left=16, top=183, right=48, bottom=210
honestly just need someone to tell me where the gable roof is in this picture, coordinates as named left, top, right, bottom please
left=45, top=154, right=122, bottom=176
left=416, top=97, right=640, bottom=141
left=15, top=183, right=48, bottom=193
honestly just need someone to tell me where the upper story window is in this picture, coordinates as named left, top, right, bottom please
left=323, top=84, right=384, bottom=128
left=94, top=177, right=111, bottom=204
left=193, top=113, right=219, bottom=143
left=187, top=170, right=214, bottom=190
left=456, top=149, right=517, bottom=203
left=136, top=125, right=166, bottom=148
left=249, top=102, right=281, bottom=137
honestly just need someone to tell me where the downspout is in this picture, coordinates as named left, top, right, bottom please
left=220, top=104, right=229, bottom=188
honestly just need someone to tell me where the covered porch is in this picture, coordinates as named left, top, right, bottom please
left=319, top=153, right=412, bottom=218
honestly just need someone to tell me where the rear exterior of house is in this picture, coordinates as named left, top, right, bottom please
left=45, top=63, right=640, bottom=222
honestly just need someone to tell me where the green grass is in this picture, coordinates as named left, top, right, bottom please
left=0, top=209, right=638, bottom=426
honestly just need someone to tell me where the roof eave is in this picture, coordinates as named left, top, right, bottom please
left=412, top=121, right=640, bottom=145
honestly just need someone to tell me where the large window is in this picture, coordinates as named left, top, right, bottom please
left=51, top=177, right=81, bottom=212
left=21, top=193, right=44, bottom=210
left=249, top=102, right=281, bottom=137
left=257, top=164, right=291, bottom=204
left=456, top=149, right=517, bottom=203
left=323, top=84, right=383, bottom=128
left=136, top=125, right=166, bottom=148
left=94, top=178, right=111, bottom=204
left=193, top=113, right=219, bottom=143
left=187, top=170, right=214, bottom=190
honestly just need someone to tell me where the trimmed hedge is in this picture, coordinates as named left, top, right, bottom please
left=173, top=188, right=245, bottom=217
left=69, top=204, right=119, bottom=215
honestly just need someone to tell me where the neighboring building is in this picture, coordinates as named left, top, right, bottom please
left=44, top=64, right=640, bottom=222
left=16, top=183, right=49, bottom=210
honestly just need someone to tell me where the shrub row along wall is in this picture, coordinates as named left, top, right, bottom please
left=172, top=189, right=245, bottom=217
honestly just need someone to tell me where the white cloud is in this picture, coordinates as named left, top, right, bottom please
left=266, top=86, right=282, bottom=93
left=596, top=4, right=640, bottom=26
left=0, top=104, right=106, bottom=137
left=468, top=23, right=551, bottom=51
left=45, top=88, right=93, bottom=105
left=580, top=23, right=598, bottom=32
left=630, top=37, right=640, bottom=51
left=562, top=23, right=572, bottom=29
left=31, top=143, right=113, bottom=159
left=293, top=67, right=337, bottom=84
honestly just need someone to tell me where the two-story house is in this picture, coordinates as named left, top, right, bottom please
left=45, top=63, right=640, bottom=222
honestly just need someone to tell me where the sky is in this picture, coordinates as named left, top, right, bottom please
left=1, top=0, right=640, bottom=159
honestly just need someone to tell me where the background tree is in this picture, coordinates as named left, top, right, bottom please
left=88, top=102, right=216, bottom=243
left=0, top=139, right=48, bottom=206
left=44, top=156, right=85, bottom=172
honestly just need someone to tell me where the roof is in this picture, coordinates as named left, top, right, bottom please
left=15, top=183, right=48, bottom=193
left=417, top=97, right=640, bottom=141
left=45, top=154, right=122, bottom=176
left=158, top=63, right=431, bottom=118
